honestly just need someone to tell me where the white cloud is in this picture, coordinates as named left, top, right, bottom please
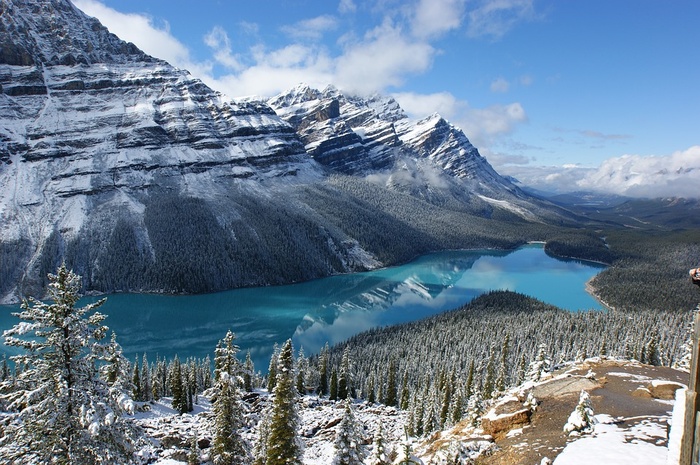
left=577, top=146, right=700, bottom=198
left=490, top=77, right=510, bottom=93
left=392, top=91, right=463, bottom=119
left=71, top=0, right=211, bottom=78
left=411, top=0, right=465, bottom=38
left=281, top=15, right=338, bottom=41
left=497, top=146, right=700, bottom=199
left=338, top=0, right=357, bottom=14
left=466, top=0, right=535, bottom=39
left=334, top=20, right=435, bottom=95
left=204, top=26, right=243, bottom=71
left=393, top=91, right=527, bottom=149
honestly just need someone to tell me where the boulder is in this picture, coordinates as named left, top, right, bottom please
left=481, top=400, right=532, bottom=437
left=647, top=381, right=685, bottom=400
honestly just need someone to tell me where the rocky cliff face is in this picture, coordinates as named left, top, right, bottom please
left=0, top=0, right=324, bottom=299
left=268, top=84, right=526, bottom=204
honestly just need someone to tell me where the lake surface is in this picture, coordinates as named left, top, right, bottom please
left=0, top=244, right=605, bottom=371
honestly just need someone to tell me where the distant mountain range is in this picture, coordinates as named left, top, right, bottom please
left=0, top=0, right=581, bottom=302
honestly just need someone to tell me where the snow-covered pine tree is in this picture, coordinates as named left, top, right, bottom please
left=267, top=343, right=280, bottom=392
left=142, top=353, right=152, bottom=402
left=330, top=369, right=339, bottom=400
left=210, top=330, right=251, bottom=464
left=243, top=350, right=255, bottom=392
left=400, top=372, right=410, bottom=410
left=296, top=346, right=308, bottom=394
left=370, top=422, right=390, bottom=465
left=253, top=408, right=271, bottom=465
left=171, top=355, right=189, bottom=414
left=338, top=346, right=352, bottom=399
left=211, top=372, right=251, bottom=464
left=318, top=342, right=330, bottom=395
left=132, top=355, right=143, bottom=401
left=215, top=330, right=241, bottom=383
left=383, top=358, right=398, bottom=407
left=527, top=343, right=550, bottom=382
left=102, top=331, right=132, bottom=391
left=563, top=390, right=597, bottom=435
left=0, top=264, right=141, bottom=464
left=266, top=339, right=303, bottom=465
left=496, top=333, right=510, bottom=392
left=333, top=397, right=366, bottom=465
left=188, top=434, right=200, bottom=465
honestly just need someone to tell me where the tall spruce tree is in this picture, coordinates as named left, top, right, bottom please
left=171, top=355, right=189, bottom=414
left=211, top=373, right=251, bottom=464
left=338, top=346, right=352, bottom=399
left=0, top=264, right=140, bottom=464
left=383, top=358, right=398, bottom=407
left=243, top=350, right=255, bottom=392
left=333, top=398, right=366, bottom=465
left=370, top=422, right=390, bottom=465
left=215, top=330, right=240, bottom=383
left=211, top=331, right=251, bottom=464
left=318, top=342, right=330, bottom=395
left=266, top=339, right=303, bottom=465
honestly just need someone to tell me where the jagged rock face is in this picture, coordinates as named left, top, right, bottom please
left=0, top=0, right=322, bottom=300
left=269, top=85, right=402, bottom=174
left=268, top=84, right=521, bottom=200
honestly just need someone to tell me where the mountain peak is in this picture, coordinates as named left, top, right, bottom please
left=0, top=0, right=156, bottom=66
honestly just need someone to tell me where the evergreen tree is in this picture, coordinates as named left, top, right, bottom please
left=253, top=411, right=271, bottom=465
left=211, top=372, right=251, bottom=464
left=296, top=347, right=308, bottom=394
left=333, top=398, right=366, bottom=465
left=266, top=339, right=303, bottom=465
left=496, top=334, right=510, bottom=392
left=399, top=431, right=418, bottom=465
left=330, top=369, right=339, bottom=401
left=188, top=435, right=200, bottom=465
left=318, top=342, right=330, bottom=395
left=450, top=388, right=464, bottom=425
left=464, top=359, right=474, bottom=398
left=482, top=351, right=495, bottom=399
left=370, top=422, right=390, bottom=465
left=142, top=353, right=152, bottom=402
left=563, top=390, right=597, bottom=435
left=338, top=346, right=352, bottom=399
left=171, top=355, right=189, bottom=414
left=367, top=376, right=376, bottom=404
left=211, top=331, right=250, bottom=464
left=102, top=332, right=131, bottom=391
left=400, top=371, right=410, bottom=410
left=0, top=264, right=140, bottom=464
left=243, top=350, right=255, bottom=392
left=132, top=355, right=143, bottom=401
left=439, top=382, right=451, bottom=429
left=383, top=358, right=398, bottom=407
left=267, top=343, right=279, bottom=392
left=527, top=343, right=550, bottom=382
left=215, top=330, right=241, bottom=383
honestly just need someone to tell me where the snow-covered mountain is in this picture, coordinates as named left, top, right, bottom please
left=0, top=0, right=578, bottom=302
left=268, top=84, right=522, bottom=200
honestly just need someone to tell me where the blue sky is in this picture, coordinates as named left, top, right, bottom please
left=72, top=0, right=700, bottom=198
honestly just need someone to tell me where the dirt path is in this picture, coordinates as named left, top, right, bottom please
left=475, top=360, right=688, bottom=465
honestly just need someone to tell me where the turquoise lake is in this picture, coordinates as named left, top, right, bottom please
left=0, top=243, right=606, bottom=371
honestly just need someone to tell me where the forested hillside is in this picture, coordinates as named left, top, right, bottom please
left=321, top=290, right=691, bottom=436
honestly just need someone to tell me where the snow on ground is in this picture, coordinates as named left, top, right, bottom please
left=136, top=393, right=409, bottom=465
left=553, top=414, right=669, bottom=465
